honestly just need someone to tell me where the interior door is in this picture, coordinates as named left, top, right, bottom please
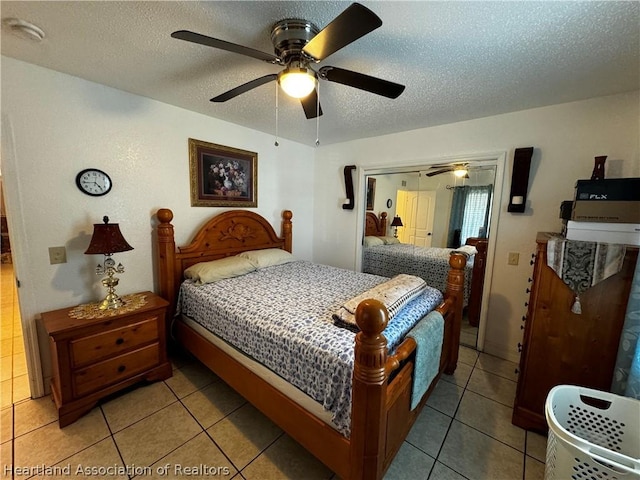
left=395, top=190, right=436, bottom=246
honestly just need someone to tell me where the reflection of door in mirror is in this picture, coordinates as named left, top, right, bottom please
left=362, top=164, right=497, bottom=350
left=396, top=190, right=435, bottom=246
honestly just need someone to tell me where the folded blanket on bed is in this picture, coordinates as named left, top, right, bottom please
left=407, top=309, right=444, bottom=410
left=333, top=273, right=427, bottom=331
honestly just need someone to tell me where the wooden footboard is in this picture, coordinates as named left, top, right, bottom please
left=155, top=208, right=465, bottom=480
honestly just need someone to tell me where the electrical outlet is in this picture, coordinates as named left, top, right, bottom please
left=48, top=246, right=67, bottom=265
left=508, top=252, right=520, bottom=266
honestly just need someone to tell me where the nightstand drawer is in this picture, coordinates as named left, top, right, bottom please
left=70, top=316, right=159, bottom=367
left=72, top=343, right=160, bottom=397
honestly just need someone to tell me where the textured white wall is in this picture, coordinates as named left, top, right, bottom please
left=314, top=91, right=640, bottom=361
left=1, top=57, right=315, bottom=390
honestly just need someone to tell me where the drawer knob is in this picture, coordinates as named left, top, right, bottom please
left=515, top=368, right=520, bottom=375
left=117, top=365, right=126, bottom=373
left=115, top=338, right=124, bottom=345
left=517, top=342, right=522, bottom=353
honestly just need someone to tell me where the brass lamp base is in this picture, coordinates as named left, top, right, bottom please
left=98, top=292, right=125, bottom=310
left=97, top=258, right=126, bottom=310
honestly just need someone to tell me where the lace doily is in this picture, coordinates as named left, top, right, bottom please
left=68, top=293, right=148, bottom=319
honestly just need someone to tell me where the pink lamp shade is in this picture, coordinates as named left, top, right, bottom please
left=84, top=216, right=133, bottom=255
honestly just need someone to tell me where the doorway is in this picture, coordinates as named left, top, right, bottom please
left=0, top=177, right=29, bottom=407
left=396, top=190, right=436, bottom=247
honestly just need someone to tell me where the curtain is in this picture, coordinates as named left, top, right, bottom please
left=611, top=255, right=640, bottom=399
left=447, top=186, right=468, bottom=248
left=460, top=185, right=492, bottom=244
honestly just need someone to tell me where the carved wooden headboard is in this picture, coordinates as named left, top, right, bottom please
left=365, top=211, right=387, bottom=237
left=156, top=208, right=292, bottom=314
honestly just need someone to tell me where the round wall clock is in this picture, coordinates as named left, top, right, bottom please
left=75, top=168, right=112, bottom=196
left=386, top=199, right=393, bottom=208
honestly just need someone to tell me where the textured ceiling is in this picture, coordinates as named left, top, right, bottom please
left=1, top=1, right=638, bottom=146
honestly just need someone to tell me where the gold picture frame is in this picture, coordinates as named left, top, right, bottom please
left=188, top=138, right=257, bottom=207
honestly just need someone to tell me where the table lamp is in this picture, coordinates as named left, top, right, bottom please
left=391, top=215, right=403, bottom=238
left=85, top=216, right=133, bottom=310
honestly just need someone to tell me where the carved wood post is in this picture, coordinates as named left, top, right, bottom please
left=282, top=210, right=293, bottom=253
left=380, top=212, right=388, bottom=236
left=156, top=209, right=177, bottom=312
left=445, top=252, right=466, bottom=374
left=350, top=299, right=389, bottom=480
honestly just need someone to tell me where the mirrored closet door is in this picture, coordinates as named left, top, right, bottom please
left=361, top=162, right=498, bottom=349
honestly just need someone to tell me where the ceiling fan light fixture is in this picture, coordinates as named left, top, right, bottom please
left=278, top=67, right=317, bottom=99
left=453, top=166, right=468, bottom=178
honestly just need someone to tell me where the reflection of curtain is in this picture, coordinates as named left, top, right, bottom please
left=448, top=185, right=492, bottom=248
left=611, top=256, right=640, bottom=399
left=447, top=186, right=468, bottom=248
left=461, top=185, right=492, bottom=243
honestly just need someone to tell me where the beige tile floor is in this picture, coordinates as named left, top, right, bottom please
left=0, top=262, right=547, bottom=479
left=1, top=263, right=30, bottom=410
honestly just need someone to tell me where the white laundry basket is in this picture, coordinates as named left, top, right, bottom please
left=544, top=385, right=640, bottom=480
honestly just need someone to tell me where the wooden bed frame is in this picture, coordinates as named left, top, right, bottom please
left=365, top=211, right=487, bottom=327
left=155, top=208, right=466, bottom=480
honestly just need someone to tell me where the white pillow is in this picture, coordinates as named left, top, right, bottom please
left=184, top=256, right=256, bottom=285
left=237, top=248, right=295, bottom=268
left=364, top=236, right=385, bottom=247
left=379, top=236, right=401, bottom=245
left=455, top=245, right=478, bottom=256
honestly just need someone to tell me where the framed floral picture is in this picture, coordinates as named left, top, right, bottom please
left=188, top=138, right=257, bottom=207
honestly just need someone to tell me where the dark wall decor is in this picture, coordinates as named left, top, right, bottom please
left=366, top=177, right=376, bottom=211
left=507, top=147, right=534, bottom=213
left=342, top=165, right=356, bottom=210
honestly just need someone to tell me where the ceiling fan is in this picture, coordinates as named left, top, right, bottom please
left=425, top=164, right=470, bottom=178
left=171, top=3, right=405, bottom=119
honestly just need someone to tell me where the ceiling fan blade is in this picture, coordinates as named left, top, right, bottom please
left=210, top=74, right=278, bottom=102
left=172, top=30, right=280, bottom=64
left=319, top=66, right=405, bottom=99
left=302, top=3, right=382, bottom=62
left=425, top=168, right=453, bottom=177
left=300, top=89, right=323, bottom=119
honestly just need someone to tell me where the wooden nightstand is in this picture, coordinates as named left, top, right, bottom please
left=42, top=291, right=173, bottom=427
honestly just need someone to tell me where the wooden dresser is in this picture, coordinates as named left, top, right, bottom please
left=512, top=233, right=638, bottom=432
left=42, top=291, right=172, bottom=427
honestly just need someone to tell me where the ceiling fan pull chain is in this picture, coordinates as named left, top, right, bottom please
left=274, top=82, right=280, bottom=147
left=315, top=83, right=320, bottom=146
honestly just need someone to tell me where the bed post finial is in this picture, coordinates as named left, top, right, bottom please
left=445, top=252, right=466, bottom=374
left=156, top=208, right=177, bottom=316
left=282, top=210, right=293, bottom=253
left=380, top=212, right=388, bottom=236
left=351, top=299, right=388, bottom=480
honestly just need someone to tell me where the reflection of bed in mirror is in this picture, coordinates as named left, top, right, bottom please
left=363, top=211, right=487, bottom=327
left=156, top=208, right=468, bottom=480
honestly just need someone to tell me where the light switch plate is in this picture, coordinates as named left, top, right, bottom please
left=508, top=252, right=520, bottom=266
left=48, top=246, right=67, bottom=264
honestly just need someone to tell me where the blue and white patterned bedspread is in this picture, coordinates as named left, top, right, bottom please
left=363, top=244, right=473, bottom=305
left=177, top=260, right=443, bottom=436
